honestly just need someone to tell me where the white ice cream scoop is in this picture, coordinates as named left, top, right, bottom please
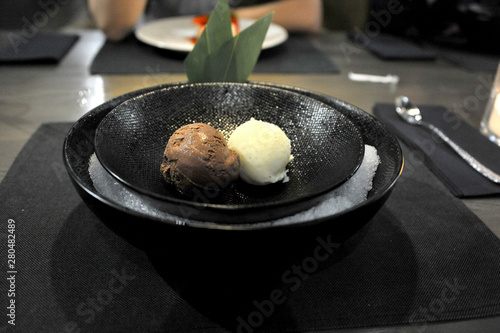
left=228, top=118, right=293, bottom=185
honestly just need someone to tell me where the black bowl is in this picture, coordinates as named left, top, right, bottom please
left=63, top=82, right=403, bottom=230
left=94, top=83, right=364, bottom=218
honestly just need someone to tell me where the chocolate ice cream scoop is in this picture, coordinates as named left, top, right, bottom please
left=161, top=123, right=240, bottom=195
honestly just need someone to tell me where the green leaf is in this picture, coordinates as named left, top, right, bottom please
left=184, top=0, right=233, bottom=83
left=184, top=0, right=273, bottom=83
left=204, top=0, right=233, bottom=51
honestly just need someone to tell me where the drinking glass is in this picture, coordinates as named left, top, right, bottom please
left=481, top=62, right=500, bottom=146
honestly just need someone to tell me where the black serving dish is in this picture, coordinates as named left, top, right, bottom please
left=63, top=82, right=403, bottom=231
left=94, top=83, right=364, bottom=219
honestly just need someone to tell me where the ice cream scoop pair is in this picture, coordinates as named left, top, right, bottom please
left=160, top=119, right=292, bottom=195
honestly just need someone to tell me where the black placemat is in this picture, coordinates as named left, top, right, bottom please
left=1, top=122, right=499, bottom=332
left=430, top=46, right=500, bottom=73
left=374, top=103, right=500, bottom=197
left=347, top=31, right=436, bottom=61
left=0, top=31, right=78, bottom=63
left=90, top=33, right=339, bottom=74
left=346, top=30, right=499, bottom=72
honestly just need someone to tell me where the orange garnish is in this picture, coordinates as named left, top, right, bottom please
left=189, top=13, right=239, bottom=44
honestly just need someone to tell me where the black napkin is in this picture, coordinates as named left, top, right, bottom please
left=347, top=31, right=436, bottom=60
left=374, top=103, right=500, bottom=197
left=90, top=34, right=339, bottom=74
left=430, top=46, right=500, bottom=72
left=0, top=31, right=78, bottom=63
left=1, top=122, right=499, bottom=332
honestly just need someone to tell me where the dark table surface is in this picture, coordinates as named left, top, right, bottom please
left=0, top=29, right=499, bottom=332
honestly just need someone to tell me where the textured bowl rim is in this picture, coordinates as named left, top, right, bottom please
left=93, top=82, right=365, bottom=212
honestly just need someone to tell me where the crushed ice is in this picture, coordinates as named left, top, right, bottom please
left=88, top=145, right=380, bottom=224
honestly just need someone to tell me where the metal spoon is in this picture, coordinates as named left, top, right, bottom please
left=395, top=95, right=500, bottom=184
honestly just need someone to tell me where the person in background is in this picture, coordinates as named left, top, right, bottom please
left=88, top=0, right=323, bottom=41
left=369, top=0, right=459, bottom=40
left=369, top=0, right=500, bottom=52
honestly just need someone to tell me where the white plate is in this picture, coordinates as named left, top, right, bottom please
left=135, top=16, right=288, bottom=52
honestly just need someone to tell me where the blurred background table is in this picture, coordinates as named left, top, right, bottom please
left=1, top=29, right=499, bottom=332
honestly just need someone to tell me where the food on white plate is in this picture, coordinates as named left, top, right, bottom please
left=190, top=13, right=239, bottom=43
